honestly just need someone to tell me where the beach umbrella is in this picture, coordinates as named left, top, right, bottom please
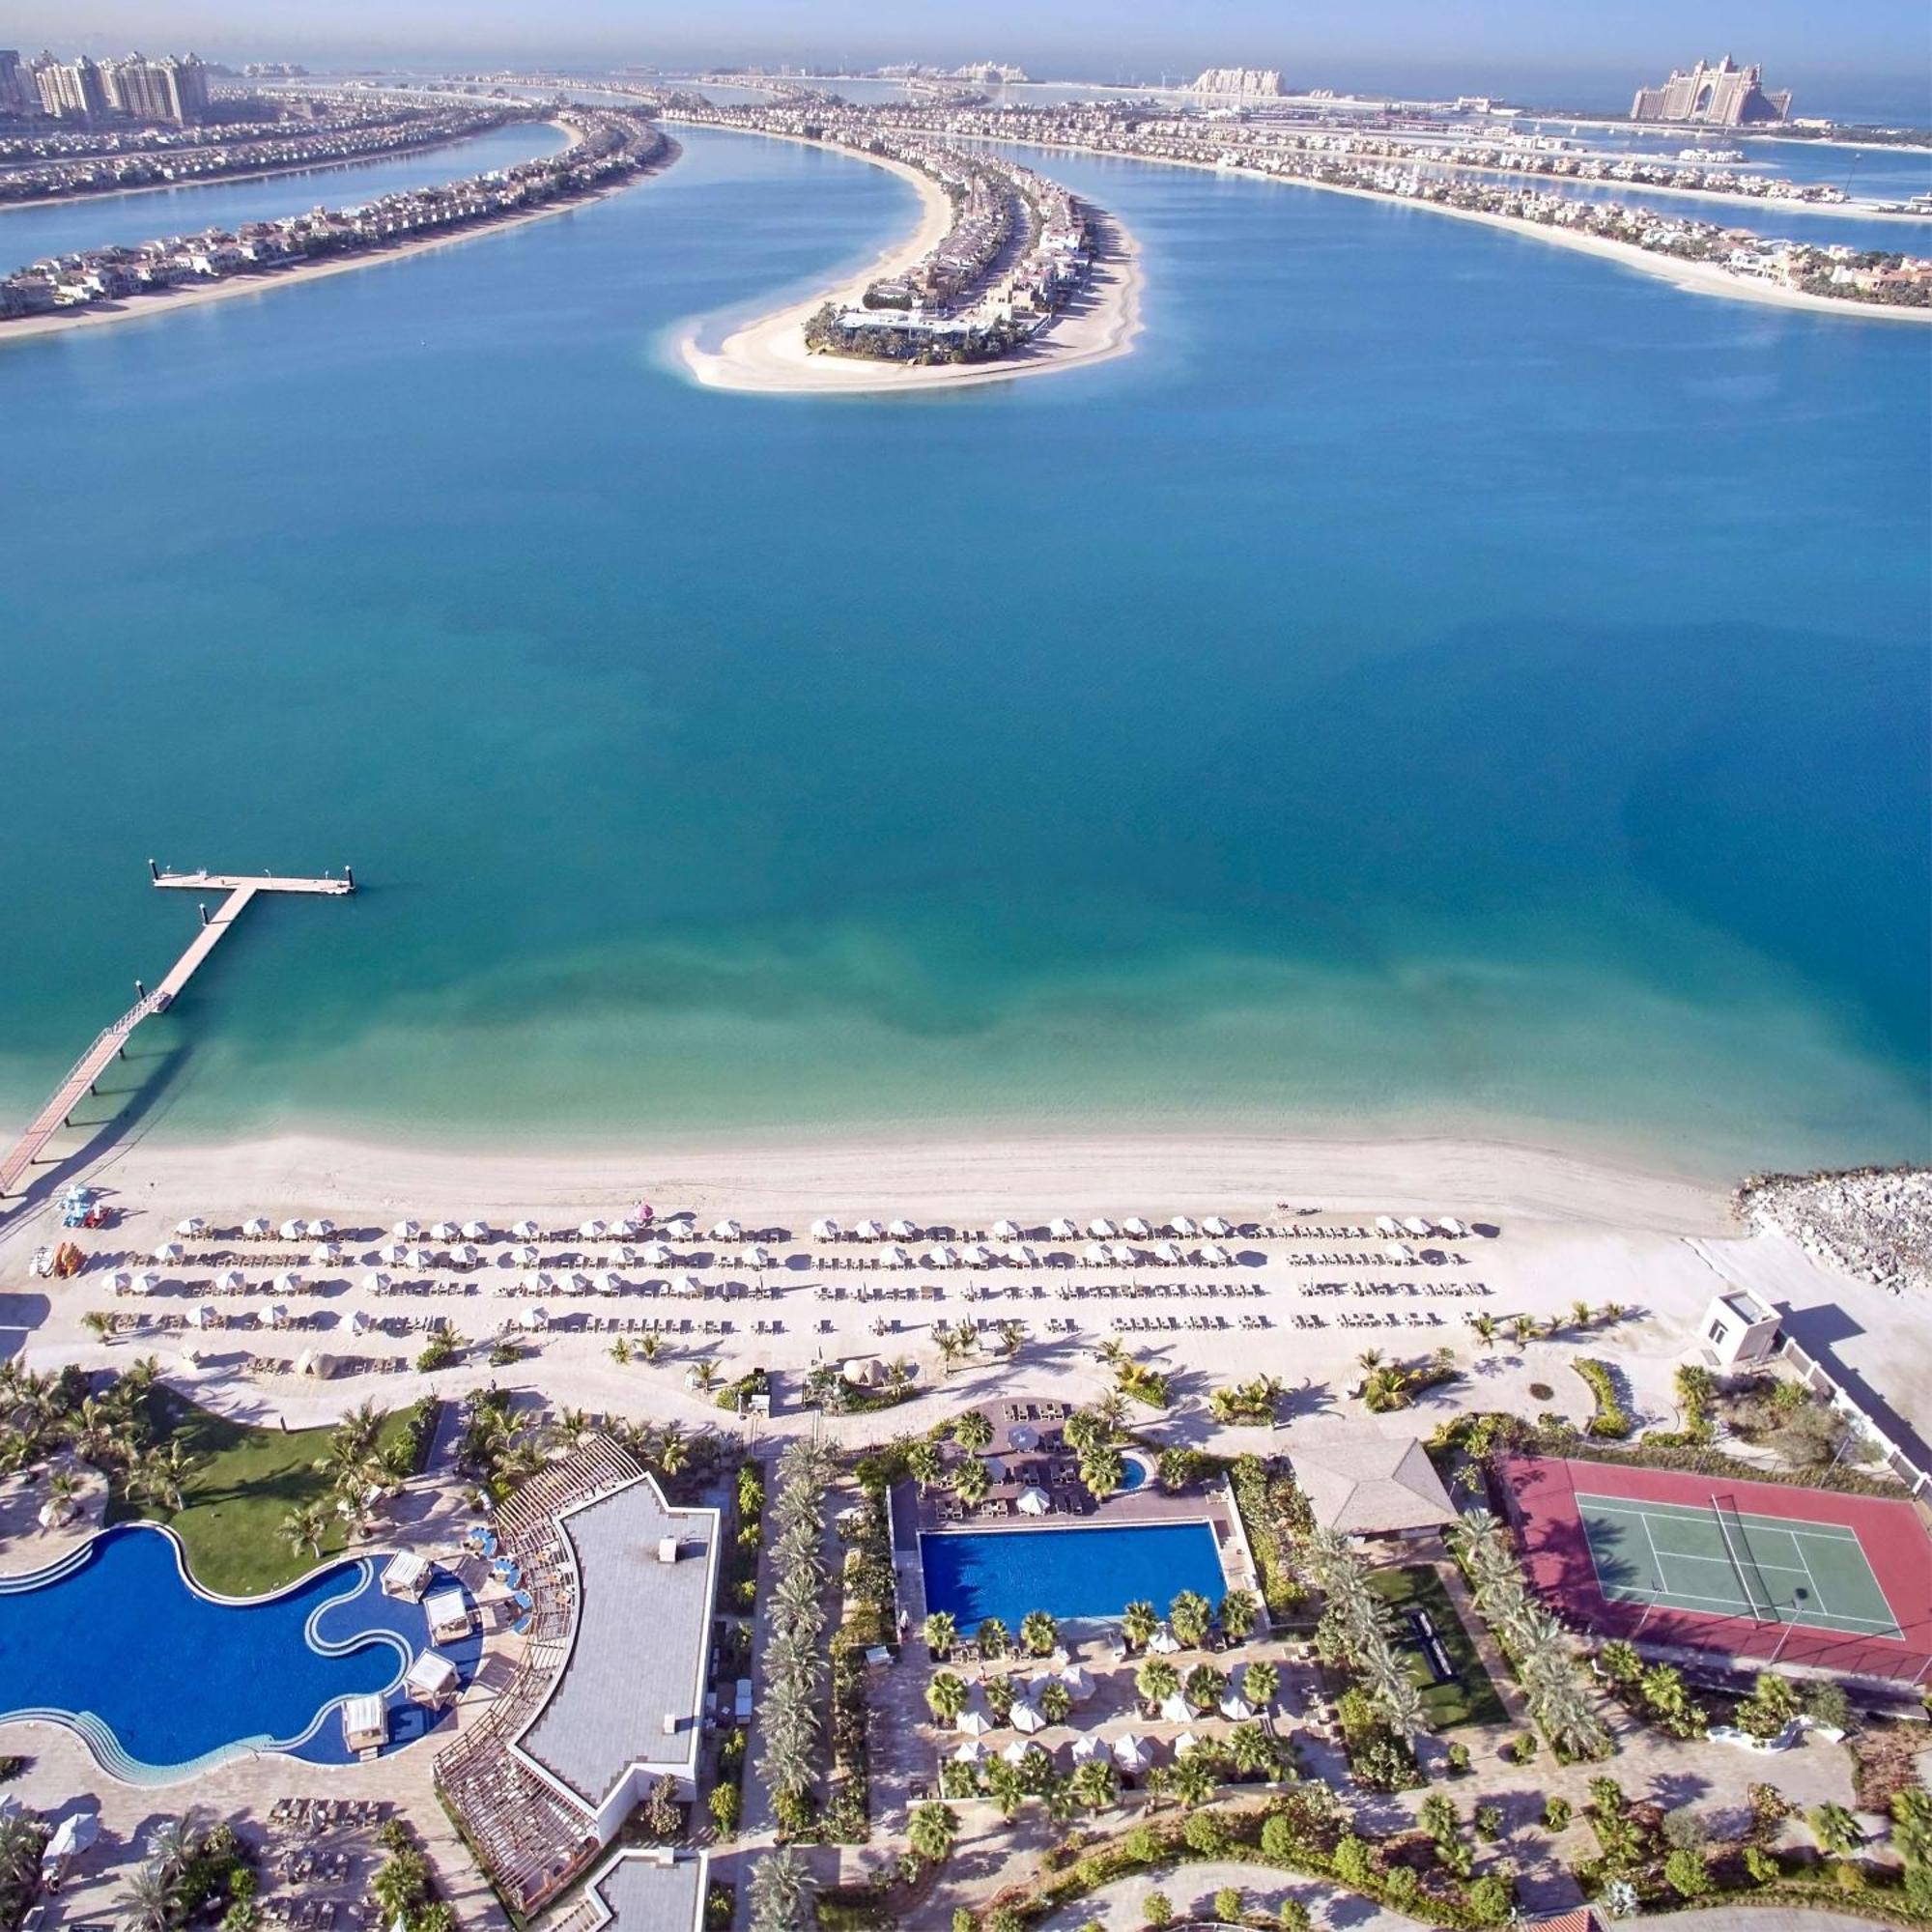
left=278, top=1218, right=306, bottom=1242
left=269, top=1303, right=289, bottom=1327
left=153, top=1242, right=185, bottom=1266
left=964, top=1243, right=993, bottom=1267
left=1219, top=1690, right=1257, bottom=1720
left=1168, top=1215, right=1198, bottom=1237
left=190, top=1303, right=219, bottom=1329
left=242, top=1217, right=270, bottom=1239
left=677, top=1273, right=703, bottom=1297
left=854, top=1219, right=884, bottom=1241
left=1199, top=1242, right=1230, bottom=1266
left=601, top=1270, right=626, bottom=1294
left=277, top=1270, right=306, bottom=1293
left=351, top=1309, right=372, bottom=1336
left=1009, top=1698, right=1046, bottom=1734
left=885, top=1245, right=912, bottom=1269
left=174, top=1217, right=206, bottom=1237
left=1048, top=1217, right=1076, bottom=1240
left=1086, top=1217, right=1118, bottom=1239
left=1069, top=1733, right=1110, bottom=1765
left=580, top=1218, right=608, bottom=1241
left=513, top=1243, right=538, bottom=1266
left=992, top=1217, right=1021, bottom=1241
left=310, top=1218, right=336, bottom=1238
left=46, top=1810, right=98, bottom=1860
left=1158, top=1692, right=1193, bottom=1724
left=1016, top=1486, right=1050, bottom=1516
left=217, top=1267, right=246, bottom=1292
left=409, top=1247, right=437, bottom=1273
left=111, top=1270, right=132, bottom=1295
left=1203, top=1216, right=1232, bottom=1238
left=923, top=1245, right=950, bottom=1269
left=1112, top=1733, right=1153, bottom=1771
left=1173, top=1730, right=1205, bottom=1756
left=1002, top=1739, right=1045, bottom=1765
left=451, top=1243, right=479, bottom=1268
left=363, top=1271, right=392, bottom=1296
left=569, top=1271, right=592, bottom=1293
left=1382, top=1242, right=1414, bottom=1264
left=1402, top=1215, right=1434, bottom=1237
left=1059, top=1665, right=1095, bottom=1704
left=1122, top=1216, right=1151, bottom=1238
left=663, top=1215, right=696, bottom=1239
left=392, top=1220, right=420, bottom=1239
left=1156, top=1240, right=1185, bottom=1264
left=512, top=1219, right=540, bottom=1240
left=749, top=1244, right=773, bottom=1269
left=810, top=1217, right=840, bottom=1240
left=1374, top=1215, right=1400, bottom=1236
left=135, top=1270, right=162, bottom=1295
left=379, top=1243, right=407, bottom=1266
left=461, top=1220, right=488, bottom=1241
left=954, top=1706, right=993, bottom=1736
left=710, top=1218, right=741, bottom=1242
left=1009, top=1424, right=1038, bottom=1451
left=178, top=1344, right=202, bottom=1372
left=1148, top=1626, right=1180, bottom=1655
left=1438, top=1215, right=1468, bottom=1238
left=1108, top=1241, right=1138, bottom=1266
left=1012, top=1242, right=1039, bottom=1266
left=311, top=1242, right=341, bottom=1267
left=639, top=1241, right=671, bottom=1266
left=952, top=1739, right=988, bottom=1765
left=1082, top=1242, right=1109, bottom=1266
left=430, top=1221, right=459, bottom=1243
left=887, top=1217, right=918, bottom=1239
left=519, top=1305, right=549, bottom=1330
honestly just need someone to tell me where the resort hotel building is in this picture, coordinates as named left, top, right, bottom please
left=1630, top=55, right=1791, bottom=128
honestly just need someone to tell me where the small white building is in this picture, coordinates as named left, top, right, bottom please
left=342, top=1695, right=387, bottom=1755
left=405, top=1650, right=461, bottom=1708
left=425, top=1587, right=474, bottom=1644
left=382, top=1551, right=431, bottom=1602
left=1699, top=1290, right=1780, bottom=1369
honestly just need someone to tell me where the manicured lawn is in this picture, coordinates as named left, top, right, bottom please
left=106, top=1388, right=424, bottom=1598
left=1368, top=1563, right=1507, bottom=1731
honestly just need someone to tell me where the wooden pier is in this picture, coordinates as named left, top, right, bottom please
left=0, top=867, right=354, bottom=1201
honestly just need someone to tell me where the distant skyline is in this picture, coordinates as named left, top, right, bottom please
left=8, top=1, right=1928, bottom=111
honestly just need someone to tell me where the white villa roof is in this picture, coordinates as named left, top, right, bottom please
left=1292, top=1435, right=1456, bottom=1535
left=582, top=1847, right=709, bottom=1932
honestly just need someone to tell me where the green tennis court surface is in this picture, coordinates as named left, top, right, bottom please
left=1577, top=1491, right=1903, bottom=1638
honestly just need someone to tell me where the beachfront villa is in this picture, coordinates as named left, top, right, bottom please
left=1291, top=1435, right=1459, bottom=1542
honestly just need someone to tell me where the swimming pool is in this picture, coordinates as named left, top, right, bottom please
left=1118, top=1451, right=1152, bottom=1492
left=921, top=1521, right=1225, bottom=1629
left=0, top=1524, right=466, bottom=1779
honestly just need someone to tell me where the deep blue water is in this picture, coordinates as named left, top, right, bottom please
left=0, top=128, right=1924, bottom=1175
left=921, top=1521, right=1227, bottom=1626
left=0, top=1527, right=408, bottom=1772
left=0, top=121, right=572, bottom=268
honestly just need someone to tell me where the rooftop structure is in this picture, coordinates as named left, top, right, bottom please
left=1292, top=1435, right=1456, bottom=1537
left=1631, top=56, right=1790, bottom=128
left=580, top=1847, right=710, bottom=1932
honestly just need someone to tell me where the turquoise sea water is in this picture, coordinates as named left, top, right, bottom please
left=0, top=128, right=1925, bottom=1176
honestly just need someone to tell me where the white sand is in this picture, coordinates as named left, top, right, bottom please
left=675, top=128, right=1144, bottom=395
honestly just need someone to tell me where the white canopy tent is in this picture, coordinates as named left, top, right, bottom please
left=404, top=1649, right=460, bottom=1707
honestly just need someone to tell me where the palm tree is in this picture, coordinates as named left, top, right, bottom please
left=1170, top=1753, right=1215, bottom=1809
left=1019, top=1609, right=1059, bottom=1658
left=609, top=1336, right=632, bottom=1365
left=81, top=1309, right=115, bottom=1345
left=551, top=1406, right=592, bottom=1454
left=1571, top=1298, right=1593, bottom=1331
left=1227, top=1720, right=1273, bottom=1777
left=1079, top=1443, right=1124, bottom=1499
left=1355, top=1347, right=1385, bottom=1373
left=982, top=1756, right=1025, bottom=1819
left=656, top=1423, right=691, bottom=1477
left=145, top=1810, right=201, bottom=1878
left=639, top=1332, right=665, bottom=1362
left=1471, top=1312, right=1498, bottom=1350
left=908, top=1801, right=958, bottom=1865
left=1122, top=1600, right=1158, bottom=1652
left=1378, top=1674, right=1428, bottom=1742
left=1169, top=1589, right=1212, bottom=1649
left=1093, top=1390, right=1128, bottom=1433
left=748, top=1846, right=816, bottom=1932
left=976, top=1616, right=1009, bottom=1661
left=128, top=1441, right=196, bottom=1514
left=953, top=1456, right=990, bottom=1509
left=1183, top=1663, right=1226, bottom=1711
left=993, top=1321, right=1024, bottom=1357
left=690, top=1358, right=724, bottom=1397
left=1218, top=1588, right=1259, bottom=1642
left=280, top=1500, right=329, bottom=1561
left=1509, top=1314, right=1535, bottom=1346
left=1038, top=1679, right=1072, bottom=1724
left=906, top=1439, right=943, bottom=1492
left=952, top=1408, right=993, bottom=1453
left=925, top=1671, right=969, bottom=1724
left=42, top=1467, right=82, bottom=1526
left=118, top=1861, right=175, bottom=1932
left=1070, top=1757, right=1118, bottom=1812
left=1242, top=1660, right=1280, bottom=1709
left=1136, top=1658, right=1179, bottom=1707
left=923, top=1610, right=957, bottom=1657
left=883, top=1355, right=916, bottom=1398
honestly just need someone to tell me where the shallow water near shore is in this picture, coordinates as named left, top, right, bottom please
left=0, top=128, right=1925, bottom=1179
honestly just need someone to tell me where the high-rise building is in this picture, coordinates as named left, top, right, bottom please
left=1191, top=68, right=1285, bottom=98
left=1630, top=55, right=1790, bottom=127
left=35, top=53, right=108, bottom=119
left=102, top=51, right=209, bottom=125
left=0, top=49, right=32, bottom=114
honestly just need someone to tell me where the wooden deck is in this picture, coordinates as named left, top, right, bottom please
left=0, top=868, right=353, bottom=1201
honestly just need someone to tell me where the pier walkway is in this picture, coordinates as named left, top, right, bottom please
left=0, top=867, right=353, bottom=1201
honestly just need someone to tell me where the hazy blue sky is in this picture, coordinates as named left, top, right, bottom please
left=14, top=0, right=1929, bottom=114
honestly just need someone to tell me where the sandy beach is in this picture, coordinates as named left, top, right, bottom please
left=0, top=133, right=678, bottom=349
left=675, top=128, right=1144, bottom=395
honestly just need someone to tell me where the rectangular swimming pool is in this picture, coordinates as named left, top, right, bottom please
left=920, top=1521, right=1226, bottom=1629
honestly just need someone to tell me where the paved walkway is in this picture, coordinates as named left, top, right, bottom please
left=1034, top=1859, right=1422, bottom=1930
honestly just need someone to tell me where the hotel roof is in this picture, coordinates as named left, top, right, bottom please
left=584, top=1849, right=708, bottom=1932
left=1293, top=1435, right=1457, bottom=1536
left=518, top=1475, right=719, bottom=1813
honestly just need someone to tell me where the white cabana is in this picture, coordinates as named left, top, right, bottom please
left=461, top=1220, right=489, bottom=1241
left=1158, top=1692, right=1194, bottom=1724
left=174, top=1217, right=206, bottom=1238
left=189, top=1304, right=220, bottom=1330
left=1001, top=1738, right=1046, bottom=1765
left=1086, top=1217, right=1118, bottom=1239
left=451, top=1243, right=479, bottom=1268
left=679, top=1274, right=705, bottom=1297
left=1438, top=1216, right=1469, bottom=1238
left=392, top=1219, right=420, bottom=1239
left=887, top=1218, right=918, bottom=1239
left=153, top=1242, right=185, bottom=1266
left=1402, top=1215, right=1434, bottom=1237
left=135, top=1270, right=161, bottom=1295
left=567, top=1271, right=592, bottom=1293
left=277, top=1270, right=306, bottom=1293
left=1059, top=1665, right=1095, bottom=1703
left=1375, top=1215, right=1401, bottom=1236
left=425, top=1587, right=473, bottom=1642
left=923, top=1245, right=955, bottom=1270
left=1173, top=1730, right=1206, bottom=1756
left=342, top=1694, right=387, bottom=1753
left=242, top=1217, right=270, bottom=1239
left=600, top=1270, right=625, bottom=1294
left=513, top=1244, right=539, bottom=1267
left=1069, top=1733, right=1111, bottom=1765
left=278, top=1218, right=306, bottom=1242
left=1219, top=1690, right=1257, bottom=1720
left=404, top=1649, right=460, bottom=1707
left=1081, top=1242, right=1109, bottom=1266
left=311, top=1243, right=341, bottom=1267
left=296, top=1350, right=337, bottom=1378
left=579, top=1219, right=608, bottom=1241
left=662, top=1215, right=696, bottom=1239
left=847, top=1218, right=879, bottom=1241
left=992, top=1218, right=1021, bottom=1241
left=519, top=1305, right=550, bottom=1331
left=884, top=1245, right=912, bottom=1269
left=1010, top=1242, right=1039, bottom=1266
left=1156, top=1240, right=1185, bottom=1264
left=1168, top=1215, right=1198, bottom=1237
left=217, top=1268, right=246, bottom=1292
left=1203, top=1242, right=1233, bottom=1266
left=749, top=1244, right=773, bottom=1269
left=1203, top=1216, right=1232, bottom=1237
left=269, top=1303, right=289, bottom=1328
left=710, top=1219, right=741, bottom=1242
left=952, top=1738, right=989, bottom=1765
left=1048, top=1217, right=1077, bottom=1240
left=111, top=1271, right=132, bottom=1295
left=1016, top=1486, right=1051, bottom=1517
left=512, top=1219, right=540, bottom=1240
left=409, top=1247, right=436, bottom=1273
left=1122, top=1216, right=1151, bottom=1238
left=1112, top=1732, right=1154, bottom=1771
left=1382, top=1242, right=1414, bottom=1264
left=810, top=1218, right=840, bottom=1240
left=963, top=1243, right=992, bottom=1267
left=309, top=1218, right=335, bottom=1238
left=383, top=1550, right=432, bottom=1600
left=429, top=1221, right=458, bottom=1243
left=1108, top=1241, right=1138, bottom=1266
left=351, top=1310, right=373, bottom=1337
left=1009, top=1698, right=1046, bottom=1734
left=1148, top=1626, right=1181, bottom=1655
left=954, top=1706, right=993, bottom=1737
left=381, top=1243, right=409, bottom=1267
left=640, top=1241, right=672, bottom=1266
left=363, top=1271, right=392, bottom=1296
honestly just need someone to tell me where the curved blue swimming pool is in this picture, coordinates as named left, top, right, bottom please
left=921, top=1521, right=1225, bottom=1629
left=0, top=1525, right=418, bottom=1776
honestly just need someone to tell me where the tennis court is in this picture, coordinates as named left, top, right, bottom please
left=1576, top=1491, right=1902, bottom=1639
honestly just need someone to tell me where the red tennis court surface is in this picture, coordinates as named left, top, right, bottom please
left=1499, top=1453, right=1932, bottom=1683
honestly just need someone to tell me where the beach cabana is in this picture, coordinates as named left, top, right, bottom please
left=1156, top=1240, right=1185, bottom=1264
left=135, top=1270, right=161, bottom=1295
left=310, top=1218, right=335, bottom=1238
left=1010, top=1242, right=1039, bottom=1266
left=1375, top=1215, right=1401, bottom=1236
left=407, top=1246, right=435, bottom=1273
left=1148, top=1626, right=1180, bottom=1655
left=242, top=1217, right=270, bottom=1239
left=1168, top=1215, right=1198, bottom=1237
left=1158, top=1691, right=1193, bottom=1724
left=1112, top=1733, right=1154, bottom=1772
left=952, top=1738, right=988, bottom=1765
left=425, top=1587, right=473, bottom=1642
left=1108, top=1241, right=1138, bottom=1266
left=277, top=1271, right=306, bottom=1293
left=749, top=1244, right=773, bottom=1269
left=1173, top=1730, right=1206, bottom=1756
left=1081, top=1242, right=1109, bottom=1267
left=512, top=1219, right=540, bottom=1240
left=640, top=1241, right=671, bottom=1266
left=269, top=1303, right=290, bottom=1328
left=569, top=1272, right=593, bottom=1294
left=153, top=1242, right=185, bottom=1266
left=111, top=1271, right=132, bottom=1295
left=429, top=1221, right=458, bottom=1243
left=342, top=1694, right=387, bottom=1755
left=451, top=1243, right=478, bottom=1269
left=1069, top=1733, right=1110, bottom=1765
left=884, top=1245, right=912, bottom=1270
left=461, top=1220, right=488, bottom=1241
left=1382, top=1242, right=1414, bottom=1264
left=1009, top=1698, right=1046, bottom=1734
left=404, top=1649, right=460, bottom=1708
left=278, top=1218, right=306, bottom=1242
left=173, top=1218, right=206, bottom=1238
left=601, top=1270, right=625, bottom=1294
left=887, top=1218, right=918, bottom=1239
left=579, top=1219, right=607, bottom=1242
left=1001, top=1739, right=1045, bottom=1765
left=311, top=1242, right=341, bottom=1267
left=518, top=1306, right=550, bottom=1331
left=1203, top=1216, right=1232, bottom=1237
left=992, top=1218, right=1021, bottom=1241
left=350, top=1310, right=373, bottom=1337
left=364, top=1271, right=392, bottom=1296
left=1402, top=1215, right=1434, bottom=1237
left=1059, top=1665, right=1095, bottom=1704
left=810, top=1218, right=840, bottom=1240
left=217, top=1268, right=246, bottom=1293
left=710, top=1219, right=742, bottom=1242
left=1219, top=1690, right=1257, bottom=1720
left=1438, top=1215, right=1468, bottom=1238
left=1122, top=1216, right=1151, bottom=1238
left=383, top=1551, right=432, bottom=1601
left=1016, top=1487, right=1050, bottom=1517
left=854, top=1219, right=884, bottom=1242
left=296, top=1350, right=338, bottom=1379
left=954, top=1705, right=993, bottom=1737
left=1086, top=1217, right=1118, bottom=1239
left=392, top=1220, right=419, bottom=1239
left=189, top=1304, right=220, bottom=1330
left=1048, top=1217, right=1076, bottom=1240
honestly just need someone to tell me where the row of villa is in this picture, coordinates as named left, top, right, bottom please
left=0, top=99, right=530, bottom=203
left=0, top=108, right=668, bottom=321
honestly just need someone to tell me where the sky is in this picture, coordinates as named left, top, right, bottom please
left=13, top=0, right=1930, bottom=119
